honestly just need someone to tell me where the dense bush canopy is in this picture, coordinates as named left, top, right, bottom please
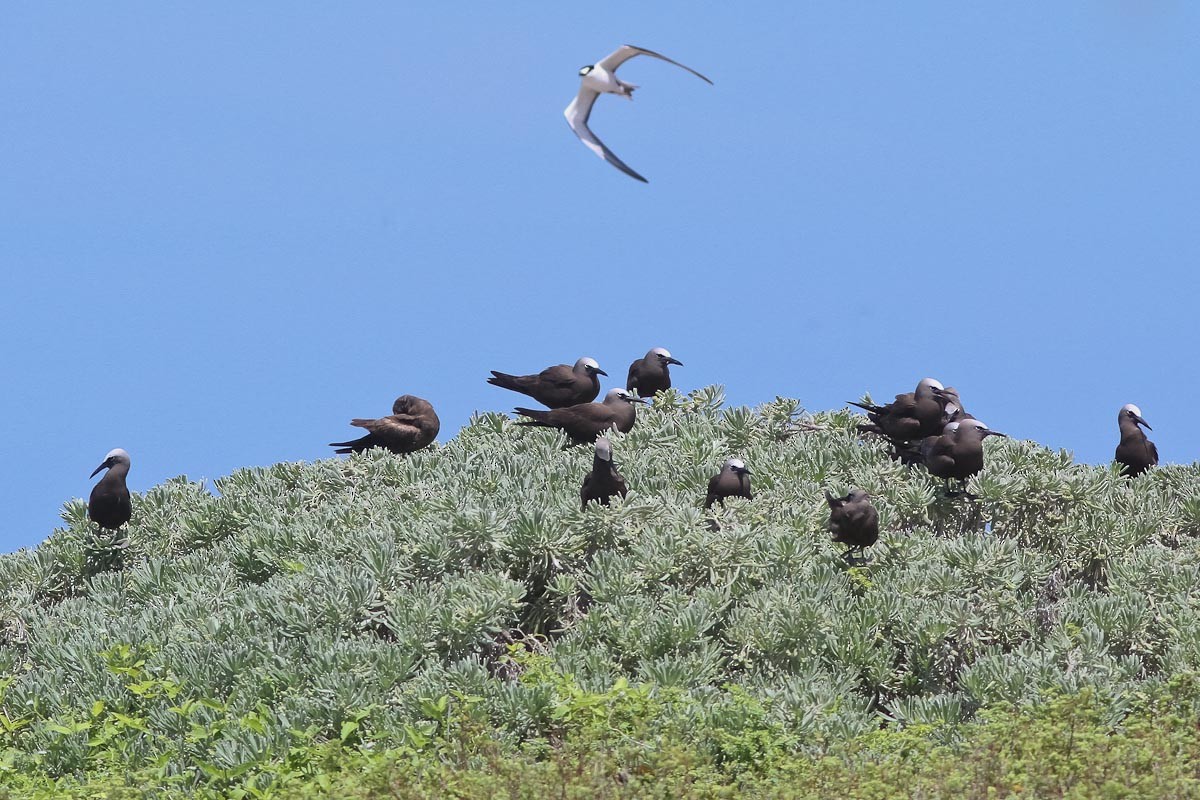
left=2, top=386, right=1199, bottom=795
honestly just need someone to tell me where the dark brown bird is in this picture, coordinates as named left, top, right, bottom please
left=704, top=458, right=752, bottom=509
left=934, top=386, right=975, bottom=424
left=849, top=377, right=947, bottom=442
left=329, top=395, right=441, bottom=455
left=919, top=419, right=1007, bottom=492
left=1115, top=403, right=1157, bottom=477
left=826, top=489, right=879, bottom=564
left=515, top=388, right=646, bottom=446
left=580, top=437, right=628, bottom=509
left=626, top=347, right=683, bottom=398
left=488, top=357, right=607, bottom=409
left=88, top=448, right=132, bottom=531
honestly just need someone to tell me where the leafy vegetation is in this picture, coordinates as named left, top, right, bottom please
left=2, top=386, right=1199, bottom=796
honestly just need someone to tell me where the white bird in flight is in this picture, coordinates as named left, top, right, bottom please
left=564, top=45, right=713, bottom=183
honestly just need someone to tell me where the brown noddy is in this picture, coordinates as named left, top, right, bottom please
left=826, top=489, right=879, bottom=565
left=88, top=448, right=132, bottom=530
left=516, top=388, right=646, bottom=446
left=704, top=458, right=752, bottom=509
left=1114, top=403, right=1158, bottom=477
left=580, top=436, right=628, bottom=509
left=918, top=419, right=1007, bottom=492
left=488, top=357, right=607, bottom=409
left=849, top=377, right=947, bottom=442
left=933, top=386, right=975, bottom=424
left=626, top=347, right=683, bottom=398
left=329, top=394, right=441, bottom=455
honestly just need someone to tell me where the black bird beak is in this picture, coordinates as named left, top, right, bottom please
left=737, top=467, right=752, bottom=475
left=90, top=459, right=111, bottom=478
left=1135, top=415, right=1152, bottom=430
left=594, top=368, right=608, bottom=377
left=631, top=396, right=650, bottom=404
left=983, top=430, right=1008, bottom=439
left=667, top=357, right=683, bottom=366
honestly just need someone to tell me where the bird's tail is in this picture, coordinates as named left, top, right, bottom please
left=514, top=408, right=550, bottom=426
left=488, top=371, right=525, bottom=392
left=328, top=434, right=369, bottom=454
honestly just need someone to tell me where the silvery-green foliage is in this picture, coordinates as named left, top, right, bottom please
left=2, top=385, right=1200, bottom=766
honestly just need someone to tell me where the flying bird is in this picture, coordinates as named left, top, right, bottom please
left=515, top=388, right=646, bottom=446
left=705, top=458, right=752, bottom=509
left=826, top=489, right=879, bottom=565
left=329, top=395, right=441, bottom=456
left=564, top=44, right=712, bottom=182
left=1114, top=403, right=1157, bottom=477
left=488, top=357, right=606, bottom=409
left=89, top=448, right=132, bottom=531
left=580, top=436, right=628, bottom=509
left=626, top=347, right=683, bottom=398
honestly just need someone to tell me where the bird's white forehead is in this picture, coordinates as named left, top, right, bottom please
left=725, top=458, right=746, bottom=470
left=918, top=377, right=945, bottom=391
left=944, top=422, right=961, bottom=434
left=104, top=448, right=130, bottom=461
left=1121, top=403, right=1143, bottom=417
left=594, top=437, right=613, bottom=458
left=577, top=357, right=601, bottom=370
left=605, top=388, right=627, bottom=399
left=650, top=347, right=672, bottom=358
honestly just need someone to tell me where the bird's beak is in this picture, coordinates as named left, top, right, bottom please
left=667, top=357, right=683, bottom=366
left=631, top=396, right=650, bottom=404
left=90, top=460, right=110, bottom=478
left=1135, top=415, right=1152, bottom=430
left=594, top=368, right=608, bottom=377
left=930, top=387, right=947, bottom=397
left=984, top=430, right=1008, bottom=439
left=738, top=467, right=752, bottom=475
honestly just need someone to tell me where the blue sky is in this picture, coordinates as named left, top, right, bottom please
left=2, top=4, right=1198, bottom=551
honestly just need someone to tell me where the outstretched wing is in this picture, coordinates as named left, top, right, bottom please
left=564, top=87, right=648, bottom=183
left=596, top=45, right=713, bottom=85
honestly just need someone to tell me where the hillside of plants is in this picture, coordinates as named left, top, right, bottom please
left=3, top=386, right=1200, bottom=798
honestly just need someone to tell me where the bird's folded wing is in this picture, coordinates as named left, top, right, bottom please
left=352, top=417, right=415, bottom=435
left=564, top=88, right=648, bottom=183
left=596, top=45, right=713, bottom=85
left=540, top=365, right=576, bottom=386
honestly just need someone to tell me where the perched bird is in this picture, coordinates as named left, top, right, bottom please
left=1114, top=404, right=1158, bottom=477
left=918, top=419, right=1007, bottom=493
left=626, top=347, right=683, bottom=397
left=88, top=448, right=132, bottom=531
left=515, top=388, right=646, bottom=446
left=564, top=44, right=713, bottom=182
left=934, top=386, right=975, bottom=423
left=488, top=357, right=606, bottom=409
left=850, top=377, right=947, bottom=443
left=826, top=489, right=879, bottom=565
left=329, top=395, right=441, bottom=455
left=580, top=437, right=628, bottom=510
left=705, top=458, right=752, bottom=509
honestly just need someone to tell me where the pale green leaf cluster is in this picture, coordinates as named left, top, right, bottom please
left=1, top=385, right=1199, bottom=778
